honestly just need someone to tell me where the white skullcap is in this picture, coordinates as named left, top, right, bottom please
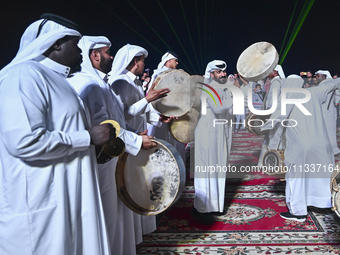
left=108, top=44, right=148, bottom=83
left=157, top=52, right=177, bottom=69
left=315, top=70, right=332, bottom=79
left=204, top=60, right=227, bottom=83
left=274, top=64, right=286, bottom=79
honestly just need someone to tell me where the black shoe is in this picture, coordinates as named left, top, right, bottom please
left=210, top=210, right=226, bottom=216
left=191, top=207, right=216, bottom=225
left=280, top=212, right=307, bottom=222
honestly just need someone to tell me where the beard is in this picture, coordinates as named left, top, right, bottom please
left=99, top=54, right=113, bottom=74
left=214, top=76, right=227, bottom=84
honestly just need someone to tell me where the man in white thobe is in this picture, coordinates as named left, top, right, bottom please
left=68, top=37, right=159, bottom=255
left=262, top=75, right=340, bottom=221
left=147, top=51, right=186, bottom=162
left=0, top=14, right=112, bottom=255
left=316, top=70, right=340, bottom=155
left=192, top=60, right=233, bottom=224
left=258, top=65, right=286, bottom=167
left=109, top=45, right=170, bottom=133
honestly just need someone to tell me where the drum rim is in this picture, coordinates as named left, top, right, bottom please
left=151, top=69, right=194, bottom=117
left=331, top=189, right=340, bottom=218
left=236, top=41, right=279, bottom=82
left=170, top=108, right=199, bottom=144
left=262, top=149, right=285, bottom=176
left=116, top=138, right=185, bottom=215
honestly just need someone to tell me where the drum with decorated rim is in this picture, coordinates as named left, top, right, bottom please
left=116, top=138, right=186, bottom=215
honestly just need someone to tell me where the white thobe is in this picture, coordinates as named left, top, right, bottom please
left=258, top=77, right=283, bottom=167
left=110, top=71, right=157, bottom=236
left=194, top=81, right=233, bottom=213
left=0, top=59, right=110, bottom=255
left=321, top=83, right=340, bottom=155
left=276, top=80, right=340, bottom=215
left=147, top=67, right=186, bottom=162
left=111, top=71, right=149, bottom=133
left=68, top=71, right=144, bottom=255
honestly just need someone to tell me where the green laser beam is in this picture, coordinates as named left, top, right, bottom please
left=280, top=0, right=315, bottom=64
left=279, top=0, right=299, bottom=56
left=156, top=0, right=198, bottom=74
left=197, top=87, right=217, bottom=105
left=180, top=0, right=201, bottom=72
left=280, top=0, right=309, bottom=60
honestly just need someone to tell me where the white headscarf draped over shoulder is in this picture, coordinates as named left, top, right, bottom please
left=157, top=52, right=177, bottom=69
left=262, top=74, right=304, bottom=131
left=315, top=70, right=332, bottom=79
left=108, top=44, right=148, bottom=84
left=204, top=60, right=227, bottom=83
left=274, top=64, right=286, bottom=79
left=0, top=18, right=81, bottom=80
left=76, top=36, right=111, bottom=89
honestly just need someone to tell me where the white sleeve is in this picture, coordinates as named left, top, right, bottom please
left=79, top=83, right=142, bottom=155
left=0, top=75, right=90, bottom=161
left=112, top=79, right=149, bottom=117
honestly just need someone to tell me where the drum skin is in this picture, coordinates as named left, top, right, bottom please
left=151, top=69, right=194, bottom=117
left=116, top=139, right=186, bottom=215
left=237, top=42, right=279, bottom=82
left=262, top=149, right=286, bottom=175
left=170, top=108, right=199, bottom=144
left=190, top=75, right=204, bottom=111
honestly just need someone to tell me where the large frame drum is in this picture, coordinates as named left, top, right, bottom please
left=237, top=42, right=279, bottom=82
left=190, top=75, right=204, bottom=111
left=116, top=139, right=186, bottom=215
left=170, top=108, right=199, bottom=144
left=151, top=69, right=194, bottom=117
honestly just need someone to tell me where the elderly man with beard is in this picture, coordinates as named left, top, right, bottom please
left=68, top=37, right=162, bottom=255
left=191, top=60, right=233, bottom=225
left=0, top=15, right=113, bottom=255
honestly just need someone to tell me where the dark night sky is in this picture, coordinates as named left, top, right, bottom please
left=1, top=0, right=340, bottom=76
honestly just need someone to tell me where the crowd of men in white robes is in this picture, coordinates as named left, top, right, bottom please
left=1, top=13, right=340, bottom=255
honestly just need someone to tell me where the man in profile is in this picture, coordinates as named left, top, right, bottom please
left=0, top=14, right=112, bottom=254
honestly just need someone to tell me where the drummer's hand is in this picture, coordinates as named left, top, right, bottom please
left=138, top=130, right=157, bottom=149
left=159, top=114, right=177, bottom=123
left=145, top=82, right=170, bottom=102
left=88, top=124, right=112, bottom=146
left=238, top=73, right=249, bottom=85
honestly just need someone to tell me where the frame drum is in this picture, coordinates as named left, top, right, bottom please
left=190, top=75, right=204, bottom=111
left=151, top=69, right=194, bottom=117
left=331, top=162, right=340, bottom=217
left=262, top=149, right=286, bottom=175
left=237, top=42, right=279, bottom=82
left=116, top=139, right=186, bottom=215
left=170, top=108, right=199, bottom=144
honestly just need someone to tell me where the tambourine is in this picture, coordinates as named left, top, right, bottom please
left=96, top=120, right=125, bottom=164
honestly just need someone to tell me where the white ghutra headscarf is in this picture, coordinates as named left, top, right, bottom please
left=0, top=17, right=81, bottom=81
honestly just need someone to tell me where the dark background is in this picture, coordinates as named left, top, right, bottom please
left=1, top=0, right=340, bottom=76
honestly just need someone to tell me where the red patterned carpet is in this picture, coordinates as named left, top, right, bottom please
left=137, top=130, right=340, bottom=254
